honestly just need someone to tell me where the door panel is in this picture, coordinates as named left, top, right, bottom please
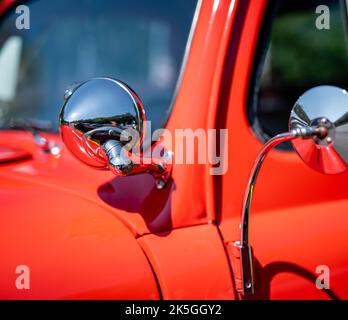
left=218, top=0, right=348, bottom=299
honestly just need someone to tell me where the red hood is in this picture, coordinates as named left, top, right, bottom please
left=0, top=145, right=31, bottom=163
left=0, top=140, right=160, bottom=298
left=0, top=130, right=173, bottom=236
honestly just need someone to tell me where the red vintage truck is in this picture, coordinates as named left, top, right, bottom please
left=0, top=0, right=347, bottom=300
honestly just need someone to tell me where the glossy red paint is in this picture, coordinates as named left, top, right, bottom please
left=0, top=0, right=236, bottom=299
left=138, top=224, right=235, bottom=300
left=0, top=146, right=31, bottom=163
left=0, top=184, right=160, bottom=299
left=0, top=0, right=347, bottom=300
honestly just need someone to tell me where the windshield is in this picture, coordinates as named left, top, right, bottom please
left=0, top=0, right=198, bottom=132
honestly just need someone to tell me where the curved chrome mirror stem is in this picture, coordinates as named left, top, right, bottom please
left=233, top=126, right=328, bottom=295
left=234, top=85, right=348, bottom=296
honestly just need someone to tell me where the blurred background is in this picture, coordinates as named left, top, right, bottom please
left=0, top=0, right=347, bottom=147
left=0, top=0, right=197, bottom=132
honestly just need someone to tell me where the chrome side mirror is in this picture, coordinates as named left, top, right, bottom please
left=59, top=77, right=172, bottom=189
left=290, top=86, right=348, bottom=174
left=234, top=85, right=348, bottom=296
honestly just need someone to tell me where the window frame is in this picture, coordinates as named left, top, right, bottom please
left=247, top=0, right=348, bottom=151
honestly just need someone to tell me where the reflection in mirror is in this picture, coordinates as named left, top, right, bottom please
left=289, top=85, right=348, bottom=174
left=59, top=78, right=172, bottom=189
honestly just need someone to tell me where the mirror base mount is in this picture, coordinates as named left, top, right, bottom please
left=103, top=139, right=173, bottom=190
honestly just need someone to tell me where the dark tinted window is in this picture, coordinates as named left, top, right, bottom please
left=251, top=0, right=348, bottom=149
left=0, top=0, right=197, bottom=131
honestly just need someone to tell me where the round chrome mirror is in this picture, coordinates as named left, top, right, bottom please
left=289, top=85, right=348, bottom=174
left=59, top=77, right=145, bottom=170
left=59, top=77, right=172, bottom=188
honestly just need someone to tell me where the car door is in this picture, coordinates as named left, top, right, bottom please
left=219, top=0, right=348, bottom=299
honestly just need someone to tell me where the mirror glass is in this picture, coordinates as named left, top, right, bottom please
left=59, top=78, right=145, bottom=168
left=289, top=85, right=348, bottom=174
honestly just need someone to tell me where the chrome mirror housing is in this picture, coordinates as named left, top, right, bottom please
left=290, top=85, right=348, bottom=174
left=59, top=77, right=172, bottom=189
left=234, top=85, right=348, bottom=296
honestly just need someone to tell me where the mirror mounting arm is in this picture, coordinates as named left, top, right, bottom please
left=232, top=126, right=327, bottom=296
left=101, top=139, right=172, bottom=190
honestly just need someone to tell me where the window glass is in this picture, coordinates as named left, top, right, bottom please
left=0, top=0, right=198, bottom=131
left=253, top=0, right=348, bottom=149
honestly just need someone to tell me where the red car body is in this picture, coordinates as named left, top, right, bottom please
left=1, top=0, right=348, bottom=300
